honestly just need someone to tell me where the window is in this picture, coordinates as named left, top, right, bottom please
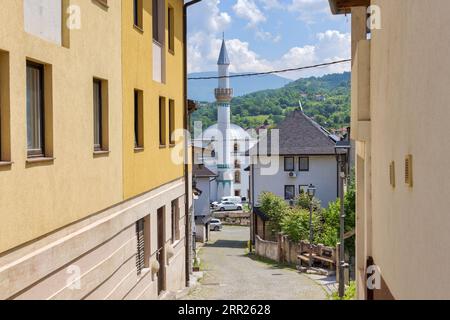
left=93, top=80, right=102, bottom=151
left=171, top=199, right=180, bottom=244
left=159, top=97, right=166, bottom=146
left=299, top=157, right=309, bottom=171
left=168, top=6, right=175, bottom=53
left=234, top=159, right=240, bottom=169
left=93, top=78, right=108, bottom=152
left=134, top=89, right=144, bottom=149
left=136, top=216, right=150, bottom=276
left=235, top=171, right=241, bottom=184
left=234, top=141, right=239, bottom=152
left=152, top=0, right=164, bottom=44
left=284, top=185, right=295, bottom=200
left=299, top=185, right=308, bottom=195
left=26, top=62, right=45, bottom=158
left=0, top=51, right=11, bottom=163
left=169, top=99, right=175, bottom=145
left=235, top=190, right=241, bottom=197
left=284, top=157, right=294, bottom=171
left=133, top=0, right=143, bottom=29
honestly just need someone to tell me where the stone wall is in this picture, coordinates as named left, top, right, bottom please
left=213, top=212, right=250, bottom=226
left=255, top=234, right=336, bottom=270
left=255, top=235, right=279, bottom=262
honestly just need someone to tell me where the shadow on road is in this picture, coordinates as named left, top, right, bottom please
left=205, top=239, right=247, bottom=249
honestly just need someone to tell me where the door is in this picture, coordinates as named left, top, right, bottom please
left=157, top=207, right=166, bottom=295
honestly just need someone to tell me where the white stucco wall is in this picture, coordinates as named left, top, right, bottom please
left=24, top=0, right=62, bottom=45
left=194, top=178, right=211, bottom=216
left=252, top=155, right=338, bottom=208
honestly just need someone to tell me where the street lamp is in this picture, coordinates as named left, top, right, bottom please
left=335, top=140, right=351, bottom=298
left=307, top=184, right=316, bottom=269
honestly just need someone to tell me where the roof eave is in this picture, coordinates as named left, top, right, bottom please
left=328, top=0, right=371, bottom=15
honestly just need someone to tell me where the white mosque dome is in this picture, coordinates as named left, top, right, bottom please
left=197, top=123, right=256, bottom=144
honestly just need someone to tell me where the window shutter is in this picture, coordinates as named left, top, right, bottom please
left=136, top=219, right=145, bottom=275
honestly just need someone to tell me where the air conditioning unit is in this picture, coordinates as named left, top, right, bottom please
left=288, top=171, right=297, bottom=178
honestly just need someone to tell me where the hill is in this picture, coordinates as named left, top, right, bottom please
left=188, top=72, right=291, bottom=102
left=191, top=72, right=350, bottom=133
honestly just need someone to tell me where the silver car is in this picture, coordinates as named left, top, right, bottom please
left=215, top=201, right=243, bottom=212
left=210, top=219, right=223, bottom=231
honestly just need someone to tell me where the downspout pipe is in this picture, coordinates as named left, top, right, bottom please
left=183, top=0, right=202, bottom=288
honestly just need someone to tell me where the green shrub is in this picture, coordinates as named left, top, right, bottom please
left=330, top=281, right=356, bottom=300
left=296, top=192, right=322, bottom=212
left=281, top=207, right=322, bottom=242
left=259, top=192, right=289, bottom=233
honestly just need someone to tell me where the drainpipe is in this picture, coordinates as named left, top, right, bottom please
left=183, top=0, right=202, bottom=288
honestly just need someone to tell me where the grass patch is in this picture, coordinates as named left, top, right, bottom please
left=328, top=281, right=356, bottom=300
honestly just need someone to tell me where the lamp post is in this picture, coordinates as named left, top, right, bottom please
left=335, top=141, right=351, bottom=298
left=307, top=184, right=316, bottom=270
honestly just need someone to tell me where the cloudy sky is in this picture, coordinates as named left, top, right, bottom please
left=187, top=0, right=351, bottom=80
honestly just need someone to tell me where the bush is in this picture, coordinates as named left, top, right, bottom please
left=259, top=192, right=289, bottom=233
left=280, top=208, right=321, bottom=243
left=296, top=193, right=322, bottom=212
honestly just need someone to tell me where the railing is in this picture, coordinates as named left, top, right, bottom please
left=214, top=88, right=233, bottom=101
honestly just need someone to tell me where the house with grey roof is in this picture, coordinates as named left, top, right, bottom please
left=249, top=110, right=342, bottom=240
left=249, top=110, right=341, bottom=206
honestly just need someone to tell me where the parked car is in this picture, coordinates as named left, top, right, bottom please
left=220, top=196, right=242, bottom=204
left=214, top=201, right=243, bottom=212
left=210, top=219, right=223, bottom=231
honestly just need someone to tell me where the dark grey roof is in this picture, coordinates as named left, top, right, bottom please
left=250, top=110, right=339, bottom=156
left=193, top=164, right=217, bottom=178
left=217, top=39, right=230, bottom=65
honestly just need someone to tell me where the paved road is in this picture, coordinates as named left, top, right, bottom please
left=183, top=226, right=327, bottom=300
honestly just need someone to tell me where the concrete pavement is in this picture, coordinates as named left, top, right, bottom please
left=182, top=226, right=327, bottom=300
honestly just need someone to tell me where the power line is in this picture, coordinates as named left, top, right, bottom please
left=187, top=59, right=352, bottom=80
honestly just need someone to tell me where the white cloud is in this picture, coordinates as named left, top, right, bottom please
left=288, top=0, right=330, bottom=24
left=233, top=0, right=267, bottom=27
left=187, top=0, right=350, bottom=79
left=255, top=29, right=282, bottom=43
left=258, top=0, right=283, bottom=10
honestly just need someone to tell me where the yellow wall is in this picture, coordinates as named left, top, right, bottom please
left=122, top=0, right=185, bottom=199
left=0, top=0, right=123, bottom=253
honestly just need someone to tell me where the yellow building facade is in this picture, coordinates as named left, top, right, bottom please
left=0, top=0, right=188, bottom=300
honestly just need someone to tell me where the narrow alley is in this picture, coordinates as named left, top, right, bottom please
left=183, top=226, right=327, bottom=300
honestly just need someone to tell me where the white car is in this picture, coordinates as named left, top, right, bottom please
left=220, top=196, right=242, bottom=204
left=210, top=219, right=223, bottom=231
left=214, top=201, right=243, bottom=212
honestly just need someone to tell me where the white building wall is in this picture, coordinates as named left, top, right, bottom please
left=253, top=155, right=338, bottom=208
left=194, top=178, right=211, bottom=216
left=24, top=0, right=62, bottom=45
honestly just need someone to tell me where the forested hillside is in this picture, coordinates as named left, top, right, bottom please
left=191, top=72, right=350, bottom=132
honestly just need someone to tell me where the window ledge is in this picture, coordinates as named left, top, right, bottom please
left=93, top=0, right=109, bottom=9
left=0, top=161, right=13, bottom=167
left=93, top=150, right=110, bottom=156
left=159, top=145, right=167, bottom=149
left=169, top=143, right=176, bottom=148
left=138, top=268, right=151, bottom=279
left=26, top=157, right=55, bottom=164
left=133, top=24, right=144, bottom=33
left=134, top=147, right=145, bottom=153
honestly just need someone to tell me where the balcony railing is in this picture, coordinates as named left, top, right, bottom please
left=214, top=88, right=233, bottom=102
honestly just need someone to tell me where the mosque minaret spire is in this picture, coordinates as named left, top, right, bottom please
left=215, top=35, right=234, bottom=199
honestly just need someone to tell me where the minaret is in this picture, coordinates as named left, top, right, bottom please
left=215, top=36, right=234, bottom=199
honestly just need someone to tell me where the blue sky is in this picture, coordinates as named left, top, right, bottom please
left=187, top=0, right=351, bottom=80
